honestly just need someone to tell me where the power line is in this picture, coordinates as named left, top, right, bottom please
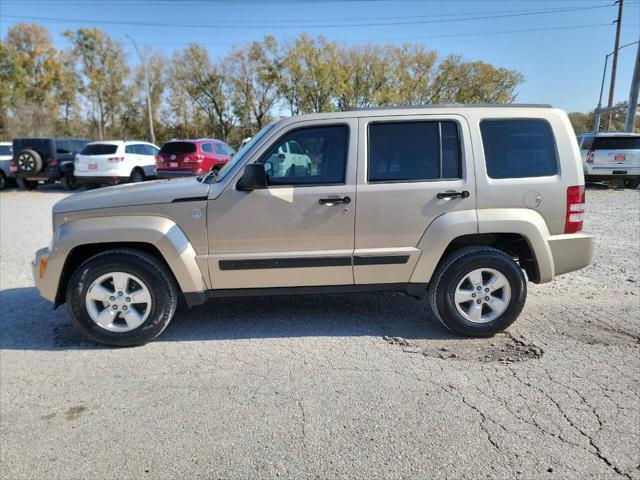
left=113, top=22, right=626, bottom=47
left=0, top=3, right=629, bottom=29
left=0, top=4, right=622, bottom=25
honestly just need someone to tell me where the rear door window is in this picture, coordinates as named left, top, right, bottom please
left=368, top=121, right=461, bottom=182
left=55, top=140, right=72, bottom=155
left=592, top=136, right=640, bottom=150
left=214, top=143, right=225, bottom=155
left=81, top=144, right=118, bottom=155
left=160, top=142, right=197, bottom=154
left=480, top=119, right=558, bottom=179
left=125, top=144, right=136, bottom=154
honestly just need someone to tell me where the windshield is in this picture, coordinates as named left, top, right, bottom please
left=592, top=136, right=640, bottom=150
left=160, top=142, right=196, bottom=154
left=81, top=144, right=118, bottom=155
left=212, top=122, right=278, bottom=182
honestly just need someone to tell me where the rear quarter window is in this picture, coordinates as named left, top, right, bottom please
left=480, top=119, right=558, bottom=179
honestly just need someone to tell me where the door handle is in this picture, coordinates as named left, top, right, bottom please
left=437, top=190, right=470, bottom=199
left=319, top=196, right=351, bottom=205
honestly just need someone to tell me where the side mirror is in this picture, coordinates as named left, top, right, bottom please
left=236, top=164, right=267, bottom=191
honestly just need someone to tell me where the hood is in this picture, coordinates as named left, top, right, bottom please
left=53, top=177, right=210, bottom=214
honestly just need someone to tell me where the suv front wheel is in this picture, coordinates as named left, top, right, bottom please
left=428, top=246, right=526, bottom=336
left=66, top=250, right=178, bottom=347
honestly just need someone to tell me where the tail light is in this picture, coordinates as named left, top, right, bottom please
left=155, top=154, right=164, bottom=163
left=565, top=185, right=585, bottom=234
left=9, top=159, right=17, bottom=172
left=50, top=158, right=57, bottom=166
left=185, top=154, right=204, bottom=163
left=107, top=156, right=125, bottom=162
left=586, top=150, right=594, bottom=163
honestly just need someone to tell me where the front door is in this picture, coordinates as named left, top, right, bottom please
left=206, top=119, right=358, bottom=290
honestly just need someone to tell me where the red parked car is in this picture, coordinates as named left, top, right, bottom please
left=155, top=139, right=235, bottom=178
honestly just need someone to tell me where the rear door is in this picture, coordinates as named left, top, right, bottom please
left=355, top=115, right=475, bottom=284
left=591, top=136, right=640, bottom=172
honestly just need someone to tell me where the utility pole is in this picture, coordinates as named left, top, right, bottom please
left=625, top=42, right=640, bottom=132
left=606, top=0, right=624, bottom=130
left=125, top=35, right=156, bottom=145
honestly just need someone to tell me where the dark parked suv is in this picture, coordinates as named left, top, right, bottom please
left=12, top=138, right=89, bottom=190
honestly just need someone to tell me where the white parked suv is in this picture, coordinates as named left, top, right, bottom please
left=0, top=141, right=13, bottom=190
left=577, top=132, right=640, bottom=188
left=74, top=141, right=160, bottom=186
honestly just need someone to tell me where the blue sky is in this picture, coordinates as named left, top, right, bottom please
left=1, top=0, right=639, bottom=112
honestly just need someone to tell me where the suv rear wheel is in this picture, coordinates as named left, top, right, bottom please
left=66, top=249, right=178, bottom=347
left=61, top=171, right=78, bottom=190
left=16, top=177, right=38, bottom=191
left=428, top=246, right=526, bottom=336
left=623, top=177, right=640, bottom=189
left=16, top=149, right=43, bottom=174
left=129, top=168, right=144, bottom=183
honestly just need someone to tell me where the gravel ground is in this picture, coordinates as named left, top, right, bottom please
left=1, top=185, right=639, bottom=479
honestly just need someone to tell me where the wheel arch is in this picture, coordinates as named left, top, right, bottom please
left=410, top=209, right=554, bottom=285
left=51, top=216, right=208, bottom=306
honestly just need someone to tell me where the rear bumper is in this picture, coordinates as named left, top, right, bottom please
left=585, top=164, right=640, bottom=178
left=75, top=174, right=128, bottom=183
left=548, top=232, right=595, bottom=277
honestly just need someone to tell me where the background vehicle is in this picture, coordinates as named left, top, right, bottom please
left=577, top=132, right=640, bottom=188
left=33, top=105, right=594, bottom=347
left=12, top=137, right=89, bottom=190
left=263, top=139, right=312, bottom=177
left=155, top=139, right=234, bottom=177
left=0, top=142, right=14, bottom=190
left=74, top=141, right=159, bottom=186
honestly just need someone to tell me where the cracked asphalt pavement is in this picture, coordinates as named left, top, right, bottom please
left=1, top=185, right=639, bottom=479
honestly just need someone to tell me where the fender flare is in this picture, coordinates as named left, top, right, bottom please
left=52, top=215, right=207, bottom=296
left=409, top=208, right=555, bottom=284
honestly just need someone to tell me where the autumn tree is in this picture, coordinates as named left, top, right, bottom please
left=64, top=28, right=129, bottom=140
left=229, top=36, right=280, bottom=136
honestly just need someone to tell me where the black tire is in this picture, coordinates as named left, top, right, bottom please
left=130, top=168, right=145, bottom=183
left=16, top=149, right=43, bottom=174
left=61, top=171, right=78, bottom=190
left=16, top=177, right=38, bottom=191
left=0, top=171, right=5, bottom=190
left=428, top=246, right=527, bottom=337
left=66, top=249, right=178, bottom=347
left=623, top=177, right=640, bottom=189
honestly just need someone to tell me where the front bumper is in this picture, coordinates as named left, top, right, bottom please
left=547, top=232, right=595, bottom=277
left=32, top=247, right=56, bottom=304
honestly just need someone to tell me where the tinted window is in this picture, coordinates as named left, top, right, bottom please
left=0, top=145, right=12, bottom=156
left=223, top=144, right=235, bottom=155
left=480, top=119, right=558, bottom=179
left=143, top=144, right=159, bottom=155
left=580, top=136, right=594, bottom=150
left=55, top=140, right=72, bottom=155
left=160, top=142, right=197, bottom=154
left=259, top=125, right=349, bottom=186
left=214, top=143, right=225, bottom=154
left=202, top=143, right=213, bottom=153
left=125, top=144, right=136, bottom=154
left=592, top=136, right=640, bottom=150
left=71, top=140, right=87, bottom=153
left=81, top=144, right=118, bottom=155
left=368, top=121, right=461, bottom=182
